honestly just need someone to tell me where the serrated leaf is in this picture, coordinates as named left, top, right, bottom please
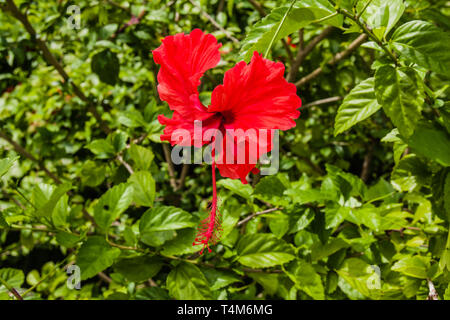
left=408, top=122, right=450, bottom=167
left=0, top=156, right=18, bottom=178
left=285, top=259, right=325, bottom=299
left=334, top=77, right=382, bottom=135
left=34, top=183, right=72, bottom=218
left=113, top=256, right=162, bottom=282
left=236, top=233, right=295, bottom=268
left=128, top=171, right=155, bottom=207
left=240, top=6, right=336, bottom=61
left=0, top=268, right=24, bottom=291
left=139, top=206, right=196, bottom=247
left=76, top=236, right=121, bottom=280
left=392, top=256, right=429, bottom=279
left=128, top=144, right=154, bottom=171
left=392, top=20, right=450, bottom=74
left=217, top=179, right=253, bottom=199
left=374, top=66, right=424, bottom=138
left=94, top=183, right=134, bottom=230
left=166, top=262, right=212, bottom=300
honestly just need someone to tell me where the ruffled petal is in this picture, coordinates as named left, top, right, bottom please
left=153, top=29, right=222, bottom=145
left=208, top=51, right=301, bottom=131
left=209, top=51, right=301, bottom=181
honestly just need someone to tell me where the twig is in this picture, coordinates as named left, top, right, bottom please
left=247, top=0, right=266, bottom=16
left=237, top=207, right=280, bottom=226
left=286, top=26, right=334, bottom=82
left=188, top=0, right=239, bottom=44
left=177, top=164, right=189, bottom=191
left=295, top=34, right=368, bottom=87
left=360, top=143, right=374, bottom=182
left=427, top=279, right=439, bottom=300
left=0, top=276, right=23, bottom=300
left=301, top=96, right=342, bottom=109
left=117, top=154, right=134, bottom=175
left=98, top=272, right=112, bottom=283
left=162, top=144, right=178, bottom=190
left=335, top=6, right=398, bottom=65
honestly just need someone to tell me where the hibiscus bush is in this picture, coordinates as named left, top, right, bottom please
left=0, top=0, right=449, bottom=301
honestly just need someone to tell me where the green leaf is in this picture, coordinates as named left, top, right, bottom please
left=128, top=144, right=154, bottom=171
left=55, top=231, right=83, bottom=248
left=408, top=122, right=450, bottom=167
left=202, top=268, right=241, bottom=291
left=161, top=228, right=201, bottom=256
left=0, top=268, right=24, bottom=291
left=217, top=179, right=253, bottom=199
left=128, top=171, right=156, bottom=207
left=240, top=5, right=337, bottom=61
left=94, top=183, right=134, bottom=230
left=391, top=155, right=430, bottom=192
left=391, top=20, right=450, bottom=74
left=374, top=66, right=424, bottom=138
left=357, top=0, right=405, bottom=38
left=91, top=49, right=120, bottom=85
left=311, top=238, right=349, bottom=261
left=51, top=194, right=70, bottom=227
left=166, top=262, right=212, bottom=300
left=392, top=256, right=430, bottom=279
left=248, top=273, right=279, bottom=296
left=76, top=236, right=121, bottom=280
left=236, top=233, right=295, bottom=268
left=85, top=139, right=115, bottom=159
left=139, top=206, right=196, bottom=246
left=285, top=259, right=325, bottom=300
left=34, top=182, right=72, bottom=218
left=334, top=77, right=382, bottom=135
left=0, top=156, right=18, bottom=178
left=113, top=256, right=163, bottom=282
left=337, top=258, right=381, bottom=299
left=80, top=160, right=106, bottom=187
left=254, top=176, right=287, bottom=206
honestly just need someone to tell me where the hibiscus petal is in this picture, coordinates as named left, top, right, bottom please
left=209, top=51, right=301, bottom=131
left=153, top=29, right=222, bottom=145
left=209, top=51, right=301, bottom=181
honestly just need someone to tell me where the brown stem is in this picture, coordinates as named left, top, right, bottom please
left=162, top=144, right=178, bottom=190
left=427, top=279, right=439, bottom=300
left=295, top=34, right=368, bottom=88
left=188, top=0, right=239, bottom=44
left=237, top=207, right=280, bottom=226
left=177, top=164, right=190, bottom=191
left=301, top=96, right=343, bottom=109
left=287, top=26, right=334, bottom=82
left=360, top=143, right=374, bottom=182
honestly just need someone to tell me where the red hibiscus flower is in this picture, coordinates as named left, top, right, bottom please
left=153, top=29, right=301, bottom=254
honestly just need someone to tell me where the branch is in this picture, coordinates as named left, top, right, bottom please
left=0, top=276, right=23, bottom=300
left=427, top=279, right=439, bottom=300
left=237, top=207, right=280, bottom=226
left=301, top=96, right=343, bottom=109
left=188, top=0, right=239, bottom=44
left=286, top=26, right=334, bottom=82
left=177, top=164, right=190, bottom=191
left=336, top=7, right=398, bottom=65
left=162, top=144, right=178, bottom=190
left=295, top=33, right=368, bottom=88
